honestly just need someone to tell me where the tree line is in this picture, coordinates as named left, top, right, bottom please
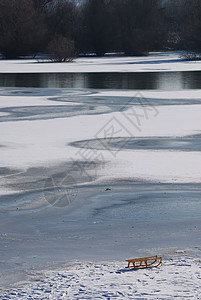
left=0, top=0, right=200, bottom=60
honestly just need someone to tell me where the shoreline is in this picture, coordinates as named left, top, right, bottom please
left=1, top=248, right=201, bottom=299
left=0, top=52, right=201, bottom=74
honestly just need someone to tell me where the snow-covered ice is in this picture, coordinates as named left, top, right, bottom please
left=1, top=54, right=201, bottom=298
left=0, top=89, right=201, bottom=182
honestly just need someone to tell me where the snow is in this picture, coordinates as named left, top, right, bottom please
left=0, top=52, right=201, bottom=73
left=0, top=94, right=201, bottom=182
left=0, top=111, right=9, bottom=116
left=0, top=95, right=79, bottom=109
left=89, top=89, right=201, bottom=99
left=1, top=52, right=201, bottom=298
left=1, top=256, right=201, bottom=299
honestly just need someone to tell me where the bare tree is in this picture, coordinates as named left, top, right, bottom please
left=45, top=0, right=76, bottom=39
left=79, top=0, right=113, bottom=56
left=181, top=0, right=201, bottom=52
left=47, top=34, right=76, bottom=62
left=77, top=0, right=165, bottom=56
left=33, top=0, right=54, bottom=10
left=115, top=0, right=164, bottom=55
left=0, top=0, right=47, bottom=58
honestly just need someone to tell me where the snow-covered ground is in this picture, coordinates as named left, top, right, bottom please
left=1, top=54, right=201, bottom=298
left=1, top=254, right=201, bottom=299
left=0, top=52, right=201, bottom=73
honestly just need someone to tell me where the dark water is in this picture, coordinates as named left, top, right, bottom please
left=0, top=71, right=201, bottom=89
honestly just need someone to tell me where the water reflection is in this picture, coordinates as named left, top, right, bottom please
left=0, top=71, right=201, bottom=89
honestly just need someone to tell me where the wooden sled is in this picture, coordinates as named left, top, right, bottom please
left=125, top=255, right=162, bottom=269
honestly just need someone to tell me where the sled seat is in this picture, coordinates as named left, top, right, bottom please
left=125, top=255, right=162, bottom=269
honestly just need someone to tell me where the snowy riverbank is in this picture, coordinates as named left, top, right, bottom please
left=1, top=250, right=201, bottom=299
left=0, top=52, right=201, bottom=73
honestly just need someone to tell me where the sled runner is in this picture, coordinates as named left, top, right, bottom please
left=125, top=255, right=162, bottom=269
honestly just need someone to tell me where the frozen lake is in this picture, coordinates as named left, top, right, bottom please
left=0, top=53, right=201, bottom=293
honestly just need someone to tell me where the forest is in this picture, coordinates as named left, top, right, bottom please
left=0, top=0, right=201, bottom=60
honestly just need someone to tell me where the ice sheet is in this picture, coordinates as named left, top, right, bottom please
left=0, top=94, right=200, bottom=183
left=1, top=80, right=201, bottom=293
